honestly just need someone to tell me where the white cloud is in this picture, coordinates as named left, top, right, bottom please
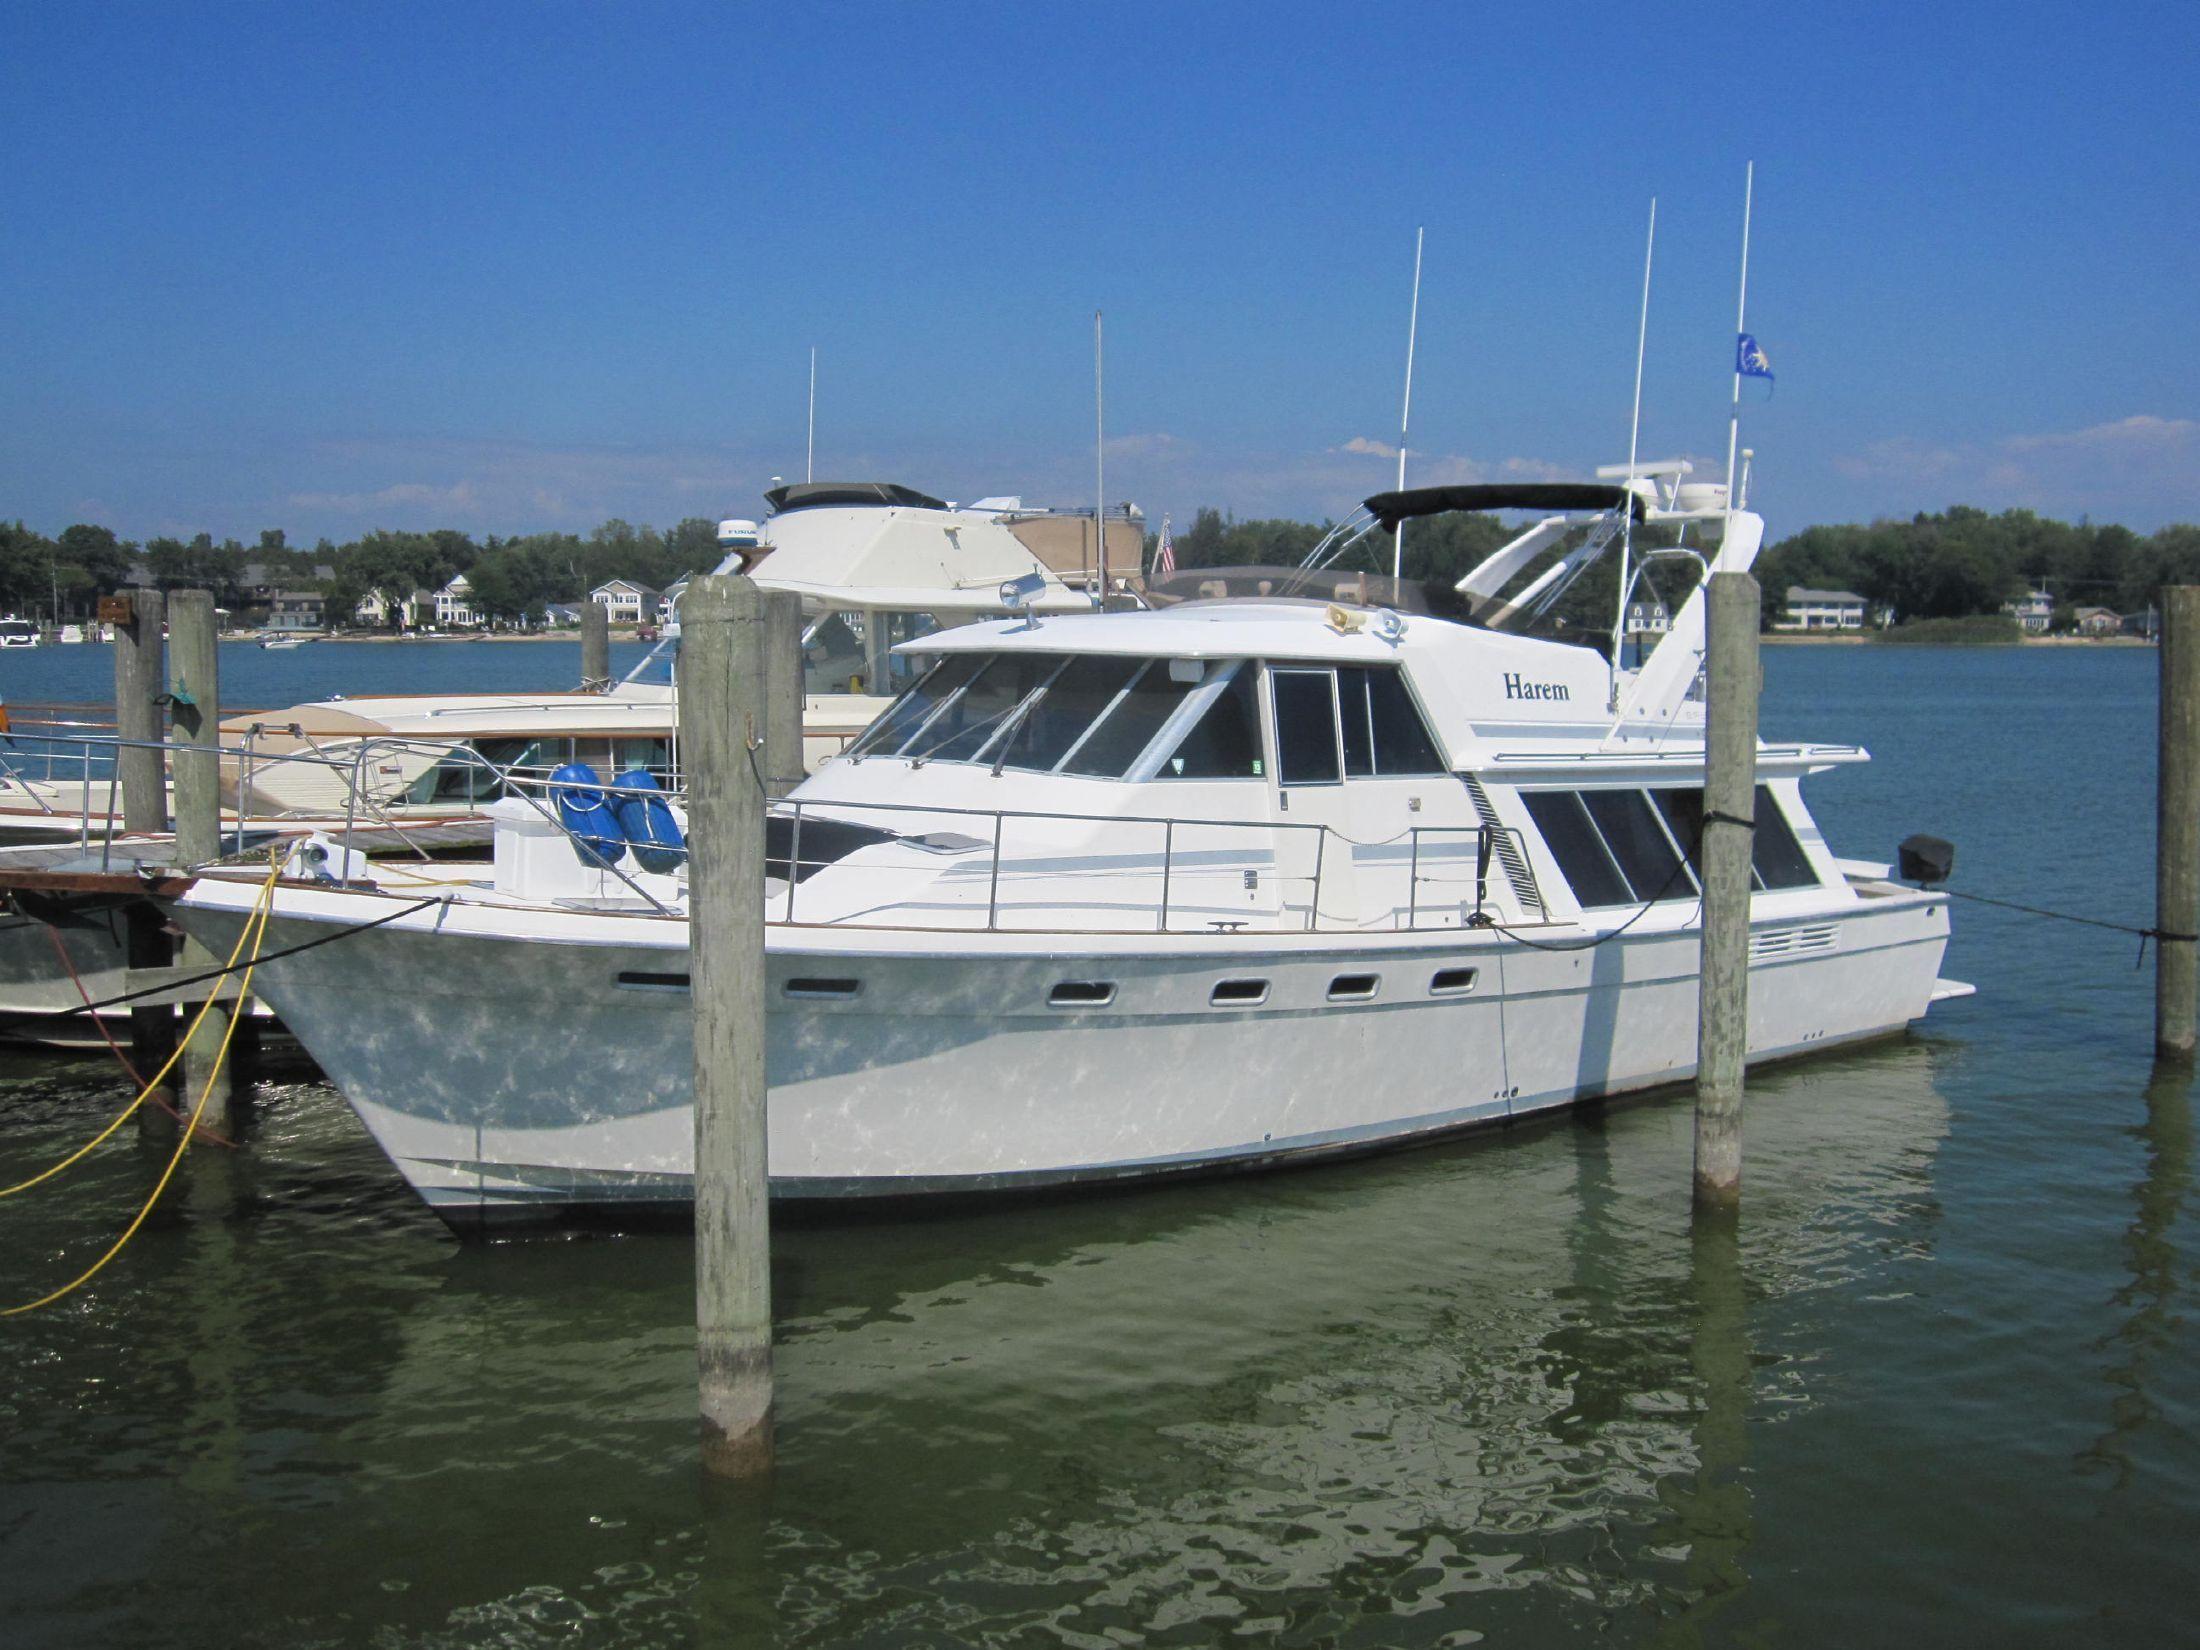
left=1337, top=436, right=1399, bottom=459
left=1833, top=415, right=2200, bottom=523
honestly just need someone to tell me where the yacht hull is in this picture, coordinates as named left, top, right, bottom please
left=172, top=885, right=1954, bottom=1228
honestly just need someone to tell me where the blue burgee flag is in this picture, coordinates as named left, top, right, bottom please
left=1737, top=333, right=1773, bottom=380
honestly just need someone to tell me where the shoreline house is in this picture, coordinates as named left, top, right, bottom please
left=1624, top=597, right=1671, bottom=638
left=2073, top=605, right=2123, bottom=637
left=354, top=587, right=434, bottom=630
left=1777, top=586, right=1868, bottom=631
left=590, top=577, right=661, bottom=626
left=2002, top=588, right=2054, bottom=634
left=263, top=590, right=325, bottom=636
left=433, top=574, right=480, bottom=630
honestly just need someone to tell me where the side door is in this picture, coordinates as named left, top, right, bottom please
left=1266, top=666, right=1351, bottom=927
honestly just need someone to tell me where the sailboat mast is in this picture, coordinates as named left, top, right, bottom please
left=806, top=347, right=816, bottom=484
left=1394, top=227, right=1424, bottom=586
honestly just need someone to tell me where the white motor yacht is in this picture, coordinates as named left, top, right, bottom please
left=173, top=470, right=1968, bottom=1228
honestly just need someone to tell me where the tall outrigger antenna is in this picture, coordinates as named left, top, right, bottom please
left=1615, top=197, right=1657, bottom=675
left=1094, top=310, right=1106, bottom=593
left=1723, top=162, right=1756, bottom=540
left=806, top=347, right=817, bottom=484
left=1394, top=227, right=1424, bottom=585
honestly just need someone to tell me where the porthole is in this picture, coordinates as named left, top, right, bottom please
left=1327, top=973, right=1380, bottom=1002
left=785, top=977, right=862, bottom=1000
left=1429, top=967, right=1478, bottom=996
left=1210, top=979, right=1270, bottom=1007
left=615, top=970, right=691, bottom=994
left=1049, top=981, right=1116, bottom=1008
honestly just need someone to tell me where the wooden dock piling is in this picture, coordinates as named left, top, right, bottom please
left=168, top=590, right=235, bottom=1130
left=581, top=599, right=611, bottom=691
left=760, top=590, right=805, bottom=799
left=1694, top=571, right=1760, bottom=1209
left=2156, top=587, right=2200, bottom=1060
left=678, top=574, right=774, bottom=1478
left=114, top=590, right=176, bottom=1128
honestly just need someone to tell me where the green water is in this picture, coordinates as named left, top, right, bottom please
left=2, top=646, right=2193, bottom=1647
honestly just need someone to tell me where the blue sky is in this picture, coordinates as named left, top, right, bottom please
left=4, top=0, right=2196, bottom=543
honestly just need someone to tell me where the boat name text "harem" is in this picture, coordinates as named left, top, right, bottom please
left=1501, top=672, right=1571, bottom=702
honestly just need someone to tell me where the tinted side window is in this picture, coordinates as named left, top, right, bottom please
left=1650, top=788, right=1705, bottom=869
left=1523, top=791, right=1632, bottom=908
left=1366, top=668, right=1445, bottom=774
left=1752, top=784, right=1820, bottom=889
left=1156, top=669, right=1264, bottom=779
left=1582, top=790, right=1695, bottom=901
left=1272, top=669, right=1342, bottom=785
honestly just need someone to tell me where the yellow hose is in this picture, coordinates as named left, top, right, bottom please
left=1, top=861, right=281, bottom=1317
left=0, top=867, right=272, bottom=1199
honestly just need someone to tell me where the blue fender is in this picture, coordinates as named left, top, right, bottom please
left=610, top=768, right=687, bottom=875
left=548, top=761, right=625, bottom=868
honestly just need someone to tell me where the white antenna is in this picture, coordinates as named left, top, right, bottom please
left=1722, top=162, right=1756, bottom=553
left=1094, top=309, right=1106, bottom=592
left=1615, top=196, right=1656, bottom=672
left=805, top=347, right=816, bottom=483
left=1394, top=226, right=1424, bottom=585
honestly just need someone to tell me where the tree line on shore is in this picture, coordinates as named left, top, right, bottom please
left=0, top=518, right=727, bottom=627
left=1165, top=502, right=2200, bottom=630
left=3, top=500, right=2197, bottom=632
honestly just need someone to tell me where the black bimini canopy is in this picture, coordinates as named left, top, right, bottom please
left=762, top=481, right=949, bottom=515
left=1363, top=483, right=1642, bottom=530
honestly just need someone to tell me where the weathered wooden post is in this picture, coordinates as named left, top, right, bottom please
left=166, top=590, right=221, bottom=866
left=1694, top=571, right=1760, bottom=1209
left=581, top=598, right=611, bottom=691
left=2156, top=586, right=2200, bottom=1060
left=679, top=574, right=774, bottom=1478
left=114, top=589, right=177, bottom=1130
left=760, top=589, right=806, bottom=799
left=113, top=588, right=169, bottom=836
left=168, top=590, right=235, bottom=1131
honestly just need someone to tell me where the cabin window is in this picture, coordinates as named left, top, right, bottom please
left=1271, top=669, right=1343, bottom=786
left=1059, top=662, right=1203, bottom=778
left=1155, top=667, right=1263, bottom=779
left=1522, top=791, right=1633, bottom=908
left=847, top=654, right=984, bottom=757
left=1649, top=785, right=1820, bottom=891
left=1581, top=790, right=1696, bottom=902
left=1750, top=785, right=1820, bottom=889
left=1337, top=666, right=1447, bottom=776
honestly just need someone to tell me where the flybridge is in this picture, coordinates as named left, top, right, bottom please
left=1278, top=458, right=1766, bottom=738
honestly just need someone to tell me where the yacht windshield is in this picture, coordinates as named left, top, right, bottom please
left=844, top=651, right=1220, bottom=778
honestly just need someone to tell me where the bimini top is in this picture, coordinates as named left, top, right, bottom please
left=1363, top=483, right=1643, bottom=529
left=763, top=481, right=949, bottom=515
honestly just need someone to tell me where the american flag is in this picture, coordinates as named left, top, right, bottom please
left=1154, top=515, right=1176, bottom=577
